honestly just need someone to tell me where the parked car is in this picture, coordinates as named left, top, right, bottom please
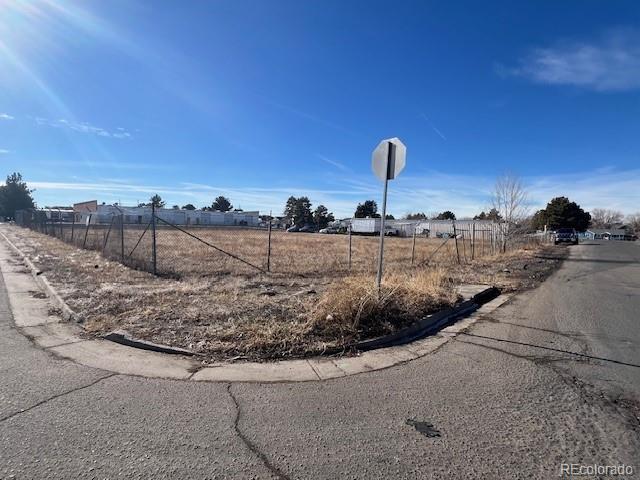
left=298, top=225, right=316, bottom=233
left=286, top=225, right=300, bottom=232
left=554, top=228, right=579, bottom=245
left=319, top=227, right=338, bottom=234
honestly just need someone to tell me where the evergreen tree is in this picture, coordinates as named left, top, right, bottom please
left=354, top=200, right=379, bottom=218
left=212, top=196, right=233, bottom=212
left=0, top=173, right=35, bottom=220
left=532, top=197, right=590, bottom=231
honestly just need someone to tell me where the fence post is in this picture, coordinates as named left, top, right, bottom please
left=83, top=214, right=92, bottom=249
left=493, top=224, right=497, bottom=254
left=120, top=213, right=125, bottom=263
left=453, top=222, right=460, bottom=264
left=471, top=223, right=475, bottom=260
left=59, top=211, right=63, bottom=239
left=411, top=228, right=416, bottom=266
left=461, top=228, right=467, bottom=263
left=151, top=203, right=157, bottom=275
left=266, top=210, right=272, bottom=272
left=488, top=223, right=493, bottom=255
left=348, top=223, right=352, bottom=271
left=71, top=214, right=75, bottom=243
left=103, top=215, right=115, bottom=252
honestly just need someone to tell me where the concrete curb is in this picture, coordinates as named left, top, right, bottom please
left=0, top=232, right=80, bottom=323
left=104, top=330, right=201, bottom=356
left=354, top=287, right=500, bottom=351
left=0, top=228, right=511, bottom=382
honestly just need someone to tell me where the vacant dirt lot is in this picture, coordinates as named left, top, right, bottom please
left=1, top=225, right=564, bottom=360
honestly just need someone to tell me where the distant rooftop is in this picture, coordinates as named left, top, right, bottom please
left=586, top=228, right=628, bottom=236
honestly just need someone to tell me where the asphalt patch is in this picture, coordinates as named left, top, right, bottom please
left=406, top=419, right=441, bottom=438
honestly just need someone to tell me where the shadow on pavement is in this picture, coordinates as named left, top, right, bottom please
left=535, top=256, right=640, bottom=265
left=458, top=332, right=640, bottom=369
left=484, top=320, right=633, bottom=344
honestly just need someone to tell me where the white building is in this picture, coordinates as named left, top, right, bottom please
left=348, top=218, right=503, bottom=238
left=72, top=202, right=260, bottom=227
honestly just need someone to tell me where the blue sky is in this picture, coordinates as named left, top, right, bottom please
left=1, top=0, right=639, bottom=218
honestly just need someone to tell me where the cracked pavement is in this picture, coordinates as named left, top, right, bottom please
left=1, top=240, right=639, bottom=478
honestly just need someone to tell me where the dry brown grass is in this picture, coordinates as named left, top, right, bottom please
left=50, top=222, right=507, bottom=278
left=77, top=224, right=475, bottom=277
left=309, top=268, right=460, bottom=338
left=3, top=224, right=562, bottom=360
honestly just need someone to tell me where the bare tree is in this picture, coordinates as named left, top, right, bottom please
left=626, top=213, right=640, bottom=234
left=590, top=208, right=624, bottom=228
left=491, top=173, right=529, bottom=251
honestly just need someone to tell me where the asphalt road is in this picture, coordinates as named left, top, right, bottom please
left=1, top=241, right=639, bottom=479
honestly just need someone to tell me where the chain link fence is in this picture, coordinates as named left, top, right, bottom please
left=14, top=206, right=551, bottom=279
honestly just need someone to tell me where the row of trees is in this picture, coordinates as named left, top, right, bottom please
left=479, top=174, right=591, bottom=232
left=1, top=172, right=638, bottom=234
left=139, top=195, right=239, bottom=212
left=404, top=211, right=454, bottom=220
left=356, top=203, right=462, bottom=221
left=127, top=191, right=640, bottom=233
left=283, top=196, right=335, bottom=229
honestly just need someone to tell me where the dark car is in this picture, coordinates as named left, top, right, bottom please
left=298, top=225, right=316, bottom=233
left=286, top=225, right=300, bottom=232
left=554, top=228, right=579, bottom=245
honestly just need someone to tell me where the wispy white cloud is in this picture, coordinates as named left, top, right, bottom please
left=526, top=169, right=640, bottom=214
left=32, top=159, right=174, bottom=171
left=316, top=154, right=348, bottom=171
left=33, top=117, right=133, bottom=139
left=29, top=180, right=366, bottom=217
left=419, top=113, right=447, bottom=140
left=263, top=99, right=358, bottom=136
left=0, top=113, right=14, bottom=120
left=0, top=149, right=9, bottom=154
left=500, top=29, right=640, bottom=92
left=26, top=167, right=640, bottom=219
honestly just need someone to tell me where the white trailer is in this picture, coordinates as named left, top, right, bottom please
left=350, top=218, right=381, bottom=234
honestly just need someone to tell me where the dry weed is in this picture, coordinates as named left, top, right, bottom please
left=309, top=268, right=459, bottom=339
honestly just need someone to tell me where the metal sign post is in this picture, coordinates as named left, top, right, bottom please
left=371, top=137, right=406, bottom=293
left=375, top=143, right=393, bottom=291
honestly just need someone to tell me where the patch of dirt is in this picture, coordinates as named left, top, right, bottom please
left=448, top=245, right=567, bottom=293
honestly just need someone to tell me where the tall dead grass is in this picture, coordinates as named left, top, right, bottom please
left=309, top=268, right=460, bottom=339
